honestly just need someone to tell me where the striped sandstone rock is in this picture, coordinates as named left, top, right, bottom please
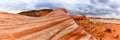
left=0, top=9, right=96, bottom=40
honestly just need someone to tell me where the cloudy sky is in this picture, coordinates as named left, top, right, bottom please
left=0, top=0, right=120, bottom=18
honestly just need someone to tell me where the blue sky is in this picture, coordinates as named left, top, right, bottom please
left=0, top=0, right=120, bottom=18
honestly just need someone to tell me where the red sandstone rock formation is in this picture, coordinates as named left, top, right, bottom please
left=0, top=9, right=96, bottom=40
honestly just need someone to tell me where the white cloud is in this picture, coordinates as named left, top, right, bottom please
left=0, top=0, right=120, bottom=18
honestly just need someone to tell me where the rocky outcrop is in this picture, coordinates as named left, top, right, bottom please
left=0, top=8, right=96, bottom=40
left=18, top=9, right=53, bottom=17
left=18, top=8, right=67, bottom=17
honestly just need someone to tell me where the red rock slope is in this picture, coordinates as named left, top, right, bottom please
left=75, top=16, right=120, bottom=40
left=0, top=9, right=96, bottom=40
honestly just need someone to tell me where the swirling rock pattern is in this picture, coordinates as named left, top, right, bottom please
left=0, top=8, right=95, bottom=40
